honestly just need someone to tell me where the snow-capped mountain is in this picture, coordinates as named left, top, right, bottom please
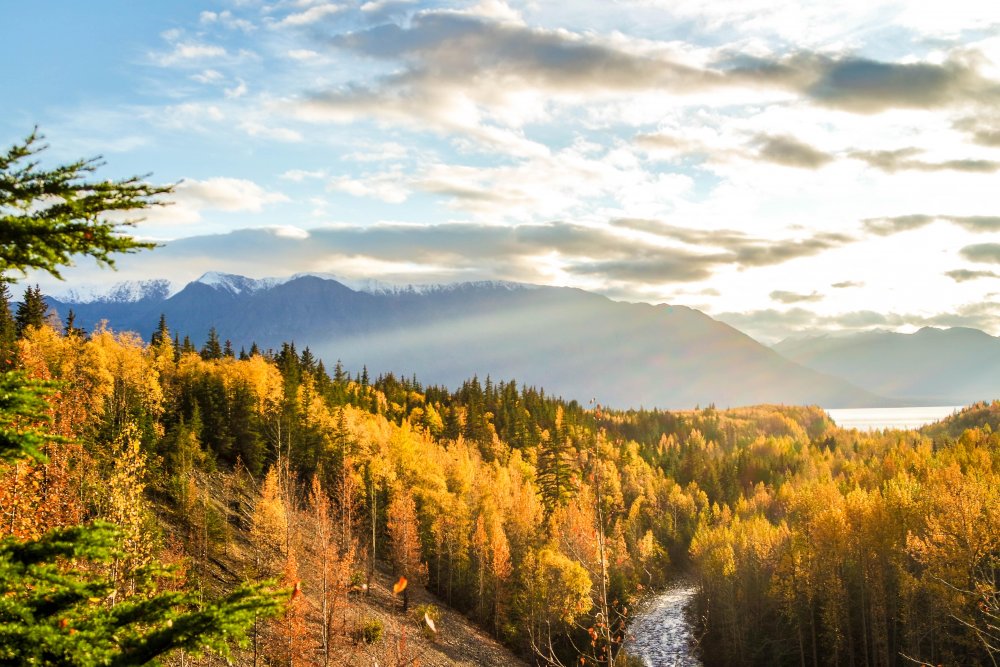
left=194, top=272, right=284, bottom=296
left=56, top=279, right=173, bottom=304
left=45, top=272, right=889, bottom=409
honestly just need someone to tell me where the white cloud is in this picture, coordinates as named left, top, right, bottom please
left=178, top=177, right=289, bottom=212
left=280, top=168, right=328, bottom=181
left=277, top=3, right=343, bottom=27
left=240, top=120, right=304, bottom=142
left=136, top=178, right=291, bottom=227
left=329, top=172, right=411, bottom=203
left=191, top=69, right=224, bottom=84
left=225, top=79, right=249, bottom=99
left=154, top=42, right=228, bottom=66
left=342, top=142, right=409, bottom=162
left=286, top=49, right=321, bottom=61
left=199, top=10, right=256, bottom=32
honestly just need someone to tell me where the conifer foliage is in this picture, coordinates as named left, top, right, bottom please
left=0, top=130, right=285, bottom=666
left=0, top=522, right=283, bottom=666
left=0, top=129, right=167, bottom=281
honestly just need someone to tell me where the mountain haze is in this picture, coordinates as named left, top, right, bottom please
left=774, top=327, right=1000, bottom=405
left=47, top=273, right=887, bottom=409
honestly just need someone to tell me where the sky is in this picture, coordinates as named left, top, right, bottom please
left=3, top=0, right=1000, bottom=343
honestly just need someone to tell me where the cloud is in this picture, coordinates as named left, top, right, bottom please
left=327, top=13, right=713, bottom=94
left=610, top=218, right=854, bottom=267
left=716, top=301, right=1000, bottom=344
left=141, top=178, right=290, bottom=224
left=946, top=269, right=1000, bottom=282
left=342, top=142, right=409, bottom=162
left=240, top=121, right=303, bottom=142
left=862, top=214, right=934, bottom=236
left=255, top=4, right=1000, bottom=188
left=849, top=148, right=1000, bottom=173
left=199, top=10, right=256, bottom=32
left=280, top=168, right=328, bottom=181
left=754, top=134, right=833, bottom=169
left=178, top=178, right=288, bottom=212
left=953, top=115, right=1000, bottom=147
left=633, top=132, right=700, bottom=153
left=277, top=3, right=343, bottom=27
left=287, top=9, right=1000, bottom=163
left=799, top=56, right=1000, bottom=113
left=316, top=141, right=694, bottom=220
left=286, top=49, right=321, bottom=61
left=63, top=219, right=862, bottom=292
left=961, top=243, right=1000, bottom=264
left=770, top=290, right=823, bottom=303
left=330, top=171, right=410, bottom=203
left=863, top=214, right=1000, bottom=236
left=155, top=42, right=228, bottom=66
left=191, top=69, right=224, bottom=84
left=831, top=281, right=863, bottom=289
left=225, top=79, right=248, bottom=99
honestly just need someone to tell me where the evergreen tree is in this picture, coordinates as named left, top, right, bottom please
left=150, top=313, right=170, bottom=346
left=0, top=129, right=166, bottom=281
left=0, top=522, right=285, bottom=666
left=14, top=284, right=47, bottom=336
left=536, top=407, right=577, bottom=516
left=223, top=339, right=235, bottom=358
left=63, top=309, right=85, bottom=338
left=300, top=346, right=315, bottom=373
left=0, top=129, right=285, bottom=664
left=181, top=335, right=196, bottom=355
left=0, top=371, right=64, bottom=463
left=200, top=327, right=223, bottom=360
left=0, top=282, right=15, bottom=367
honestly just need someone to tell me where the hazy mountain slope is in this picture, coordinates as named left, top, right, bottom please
left=47, top=274, right=887, bottom=409
left=774, top=327, right=1000, bottom=404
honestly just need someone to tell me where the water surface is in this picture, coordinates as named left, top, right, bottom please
left=825, top=406, right=961, bottom=431
left=624, top=583, right=702, bottom=667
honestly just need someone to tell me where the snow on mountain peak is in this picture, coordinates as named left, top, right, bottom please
left=194, top=272, right=281, bottom=295
left=284, top=272, right=532, bottom=296
left=58, top=279, right=173, bottom=304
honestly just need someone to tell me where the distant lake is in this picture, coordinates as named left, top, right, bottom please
left=825, top=406, right=962, bottom=431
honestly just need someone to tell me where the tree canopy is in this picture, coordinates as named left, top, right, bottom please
left=0, top=131, right=285, bottom=666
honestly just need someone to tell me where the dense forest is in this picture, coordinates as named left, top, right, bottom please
left=1, top=284, right=997, bottom=666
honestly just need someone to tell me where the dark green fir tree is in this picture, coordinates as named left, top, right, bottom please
left=200, top=327, right=222, bottom=360
left=0, top=282, right=16, bottom=367
left=14, top=284, right=47, bottom=336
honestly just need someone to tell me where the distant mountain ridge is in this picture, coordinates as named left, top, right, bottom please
left=45, top=272, right=888, bottom=409
left=59, top=278, right=173, bottom=304
left=773, top=327, right=1000, bottom=405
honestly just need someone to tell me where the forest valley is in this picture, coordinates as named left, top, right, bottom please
left=0, top=295, right=997, bottom=666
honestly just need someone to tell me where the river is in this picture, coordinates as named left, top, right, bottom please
left=622, top=406, right=969, bottom=665
left=623, top=582, right=702, bottom=666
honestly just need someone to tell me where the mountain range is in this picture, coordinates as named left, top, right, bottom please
left=773, top=327, right=1000, bottom=405
left=42, top=272, right=890, bottom=410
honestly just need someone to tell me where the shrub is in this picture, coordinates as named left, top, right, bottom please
left=353, top=617, right=384, bottom=644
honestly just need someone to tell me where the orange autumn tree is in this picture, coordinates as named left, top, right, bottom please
left=387, top=484, right=427, bottom=610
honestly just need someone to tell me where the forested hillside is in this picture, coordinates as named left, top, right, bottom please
left=1, top=304, right=997, bottom=665
left=46, top=272, right=887, bottom=409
